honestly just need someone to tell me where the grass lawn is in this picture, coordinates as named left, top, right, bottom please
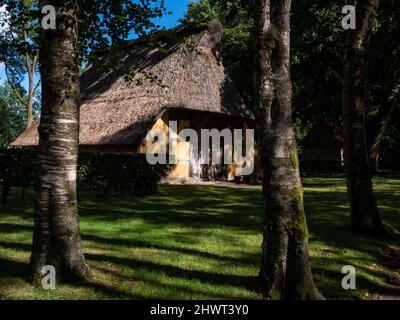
left=0, top=175, right=399, bottom=300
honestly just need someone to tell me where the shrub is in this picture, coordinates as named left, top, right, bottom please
left=0, top=148, right=39, bottom=200
left=78, top=153, right=169, bottom=198
left=0, top=149, right=169, bottom=201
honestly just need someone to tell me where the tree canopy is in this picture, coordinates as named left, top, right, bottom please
left=182, top=0, right=400, bottom=168
left=0, top=84, right=26, bottom=147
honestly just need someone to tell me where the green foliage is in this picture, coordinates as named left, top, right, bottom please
left=78, top=153, right=169, bottom=198
left=0, top=149, right=169, bottom=199
left=1, top=0, right=168, bottom=62
left=181, top=0, right=254, bottom=106
left=0, top=0, right=40, bottom=64
left=292, top=0, right=400, bottom=152
left=78, top=0, right=168, bottom=65
left=0, top=0, right=40, bottom=107
left=293, top=118, right=312, bottom=147
left=179, top=0, right=218, bottom=24
left=1, top=0, right=168, bottom=101
left=0, top=148, right=38, bottom=194
left=181, top=0, right=400, bottom=168
left=366, top=0, right=400, bottom=108
left=292, top=0, right=345, bottom=129
left=181, top=0, right=345, bottom=128
left=0, top=84, right=26, bottom=148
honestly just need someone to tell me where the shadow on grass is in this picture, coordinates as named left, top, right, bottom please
left=85, top=252, right=258, bottom=292
left=0, top=254, right=145, bottom=299
left=0, top=236, right=260, bottom=298
left=82, top=233, right=258, bottom=265
left=0, top=240, right=31, bottom=252
left=0, top=252, right=258, bottom=300
left=91, top=264, right=253, bottom=300
left=1, top=179, right=399, bottom=299
left=0, top=257, right=27, bottom=279
left=78, top=185, right=263, bottom=233
left=304, top=185, right=400, bottom=298
left=1, top=186, right=263, bottom=233
left=0, top=223, right=32, bottom=233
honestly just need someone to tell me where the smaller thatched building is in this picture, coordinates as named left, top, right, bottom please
left=12, top=22, right=259, bottom=182
left=300, top=122, right=344, bottom=169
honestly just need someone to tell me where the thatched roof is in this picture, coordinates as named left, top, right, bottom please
left=11, top=21, right=252, bottom=148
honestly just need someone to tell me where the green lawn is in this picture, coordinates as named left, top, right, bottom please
left=0, top=176, right=399, bottom=300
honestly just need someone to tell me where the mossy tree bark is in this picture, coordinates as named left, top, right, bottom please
left=28, top=0, right=89, bottom=284
left=254, top=0, right=322, bottom=299
left=342, top=0, right=385, bottom=236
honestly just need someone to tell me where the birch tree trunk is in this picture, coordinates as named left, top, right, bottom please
left=254, top=0, right=322, bottom=299
left=26, top=68, right=35, bottom=129
left=342, top=0, right=385, bottom=236
left=24, top=28, right=37, bottom=130
left=28, top=0, right=89, bottom=284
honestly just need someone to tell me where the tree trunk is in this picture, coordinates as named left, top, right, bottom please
left=28, top=0, right=89, bottom=284
left=342, top=0, right=385, bottom=236
left=254, top=0, right=322, bottom=299
left=26, top=71, right=35, bottom=129
left=366, top=100, right=396, bottom=174
left=23, top=28, right=37, bottom=130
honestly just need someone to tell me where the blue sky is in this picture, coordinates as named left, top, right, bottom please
left=0, top=0, right=192, bottom=89
left=156, top=0, right=192, bottom=29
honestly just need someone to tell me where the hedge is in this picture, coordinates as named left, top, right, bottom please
left=0, top=148, right=38, bottom=202
left=78, top=153, right=169, bottom=197
left=0, top=149, right=169, bottom=203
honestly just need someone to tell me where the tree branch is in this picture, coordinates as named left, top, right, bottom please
left=4, top=66, right=27, bottom=105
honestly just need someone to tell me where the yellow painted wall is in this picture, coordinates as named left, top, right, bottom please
left=169, top=119, right=191, bottom=179
left=137, top=114, right=169, bottom=154
left=169, top=141, right=190, bottom=179
left=138, top=113, right=260, bottom=181
left=227, top=121, right=252, bottom=181
left=138, top=113, right=190, bottom=179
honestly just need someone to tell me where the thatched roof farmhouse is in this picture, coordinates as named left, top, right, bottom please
left=12, top=21, right=257, bottom=181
